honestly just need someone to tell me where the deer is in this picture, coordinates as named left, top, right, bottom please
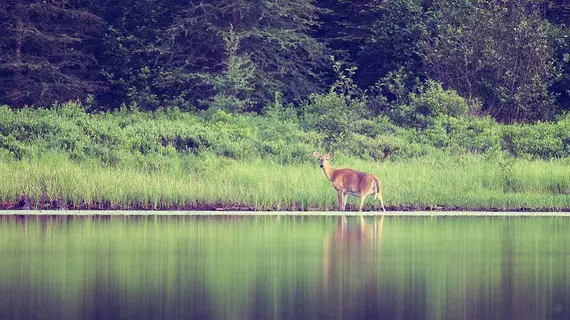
left=312, top=151, right=386, bottom=212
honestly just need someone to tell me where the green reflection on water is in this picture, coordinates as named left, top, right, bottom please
left=0, top=215, right=569, bottom=320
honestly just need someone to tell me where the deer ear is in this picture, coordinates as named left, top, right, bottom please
left=312, top=151, right=319, bottom=158
left=327, top=152, right=334, bottom=157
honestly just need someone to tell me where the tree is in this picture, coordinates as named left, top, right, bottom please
left=362, top=0, right=426, bottom=88
left=81, top=0, right=183, bottom=110
left=0, top=0, right=105, bottom=107
left=316, top=0, right=426, bottom=89
left=199, top=25, right=257, bottom=113
left=420, top=0, right=557, bottom=122
left=543, top=1, right=570, bottom=115
left=160, top=0, right=329, bottom=111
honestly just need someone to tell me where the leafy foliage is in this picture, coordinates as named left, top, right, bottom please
left=301, top=60, right=368, bottom=147
left=420, top=0, right=557, bottom=122
left=2, top=0, right=570, bottom=124
left=157, top=0, right=328, bottom=109
left=400, top=81, right=470, bottom=129
left=199, top=26, right=256, bottom=113
left=2, top=101, right=570, bottom=171
left=0, top=0, right=105, bottom=108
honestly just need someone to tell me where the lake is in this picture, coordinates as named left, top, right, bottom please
left=0, top=213, right=569, bottom=320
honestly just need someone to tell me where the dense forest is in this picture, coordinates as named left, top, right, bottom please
left=2, top=0, right=570, bottom=124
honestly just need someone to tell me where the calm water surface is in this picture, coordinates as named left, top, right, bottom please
left=0, top=215, right=569, bottom=320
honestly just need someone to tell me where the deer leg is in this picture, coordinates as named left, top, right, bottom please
left=358, top=193, right=366, bottom=212
left=378, top=183, right=386, bottom=212
left=342, top=192, right=348, bottom=210
left=337, top=191, right=344, bottom=211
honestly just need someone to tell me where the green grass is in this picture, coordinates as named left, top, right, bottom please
left=2, top=151, right=570, bottom=210
left=2, top=102, right=570, bottom=211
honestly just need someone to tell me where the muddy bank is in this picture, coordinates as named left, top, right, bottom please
left=0, top=194, right=259, bottom=211
left=0, top=194, right=566, bottom=212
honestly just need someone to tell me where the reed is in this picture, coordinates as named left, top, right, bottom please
left=2, top=152, right=570, bottom=211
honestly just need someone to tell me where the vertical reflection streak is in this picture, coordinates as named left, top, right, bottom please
left=0, top=215, right=569, bottom=320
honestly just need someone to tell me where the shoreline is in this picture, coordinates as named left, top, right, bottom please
left=1, top=210, right=569, bottom=216
left=2, top=196, right=570, bottom=213
left=3, top=194, right=570, bottom=213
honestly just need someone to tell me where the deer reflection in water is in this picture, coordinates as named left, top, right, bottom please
left=321, top=215, right=385, bottom=308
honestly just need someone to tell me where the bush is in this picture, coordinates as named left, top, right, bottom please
left=417, top=116, right=501, bottom=154
left=382, top=80, right=470, bottom=129
left=0, top=133, right=27, bottom=159
left=3, top=100, right=570, bottom=167
left=500, top=122, right=566, bottom=159
left=301, top=92, right=367, bottom=147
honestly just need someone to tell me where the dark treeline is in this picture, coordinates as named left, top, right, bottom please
left=2, top=0, right=570, bottom=123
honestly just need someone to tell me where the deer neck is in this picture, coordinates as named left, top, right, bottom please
left=322, top=162, right=335, bottom=181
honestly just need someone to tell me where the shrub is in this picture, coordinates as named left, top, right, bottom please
left=301, top=92, right=367, bottom=147
left=381, top=80, right=470, bottom=129
left=418, top=116, right=500, bottom=154
left=0, top=133, right=27, bottom=160
left=500, top=122, right=565, bottom=159
left=4, top=99, right=570, bottom=167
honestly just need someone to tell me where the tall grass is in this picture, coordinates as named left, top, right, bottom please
left=2, top=151, right=570, bottom=210
left=2, top=102, right=570, bottom=210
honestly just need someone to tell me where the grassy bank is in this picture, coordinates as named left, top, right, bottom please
left=2, top=102, right=570, bottom=211
left=2, top=152, right=570, bottom=211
